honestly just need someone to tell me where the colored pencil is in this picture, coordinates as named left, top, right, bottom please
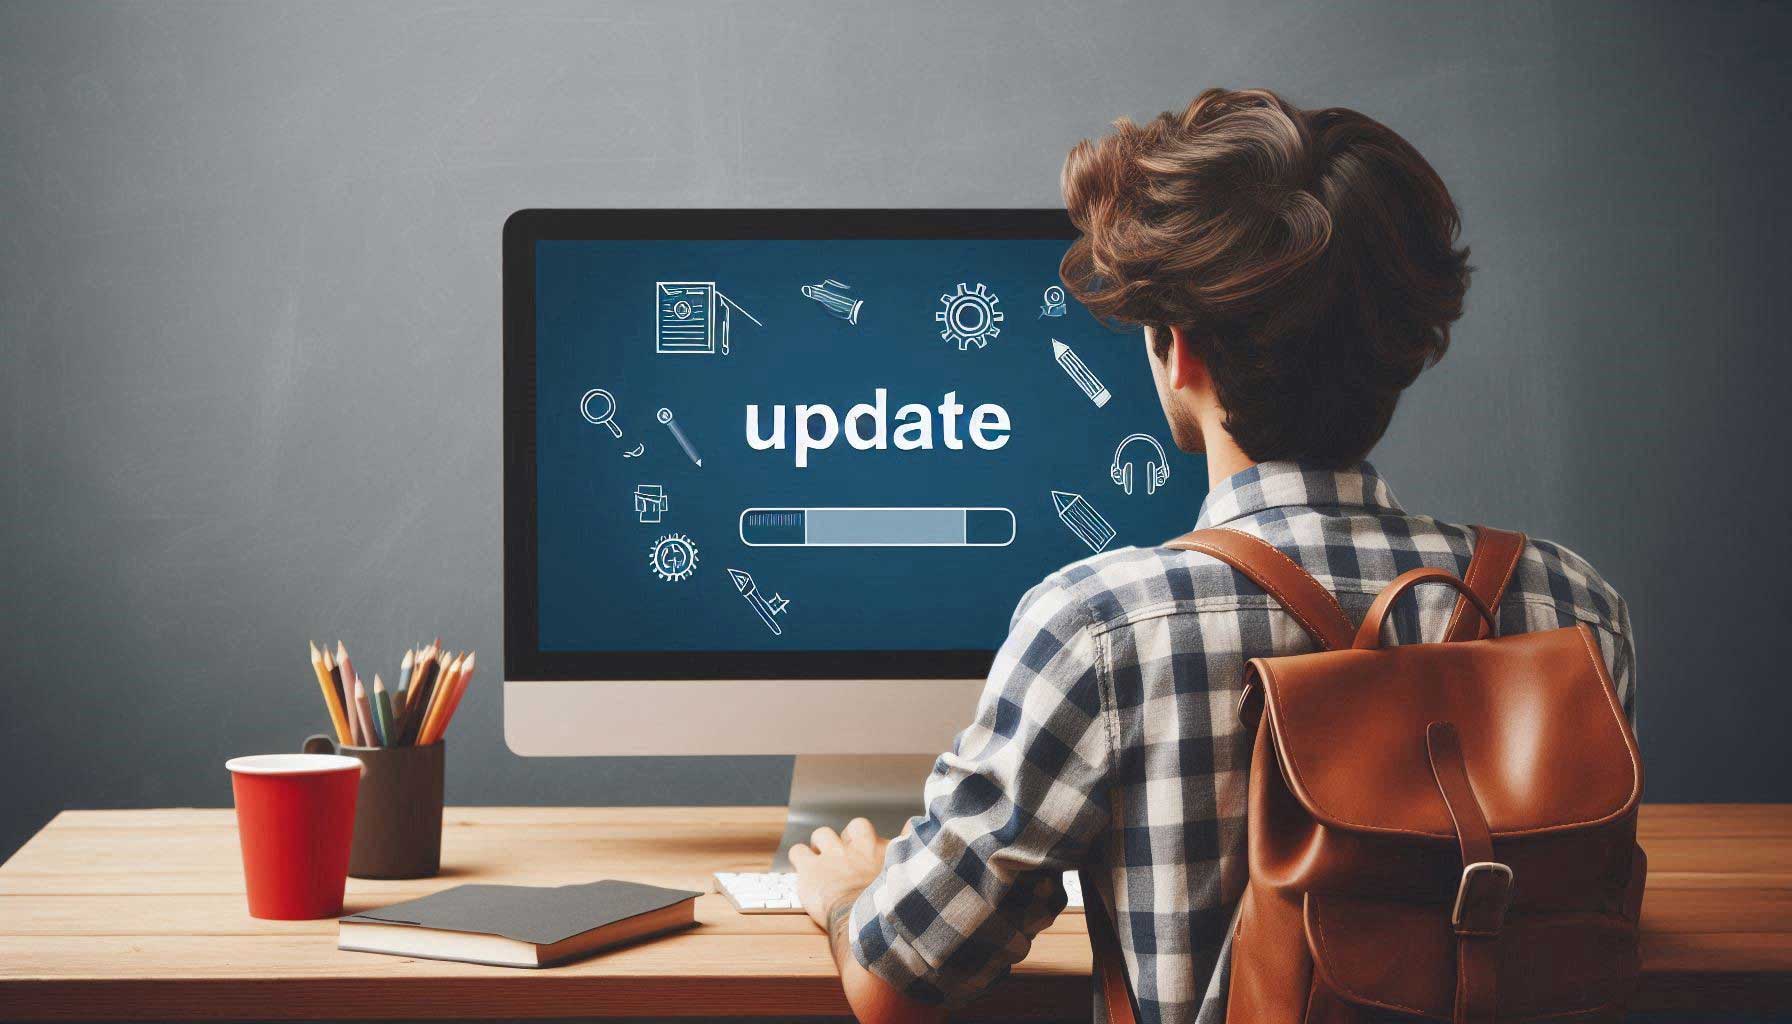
left=393, top=649, right=414, bottom=719
left=335, top=643, right=357, bottom=708
left=373, top=674, right=396, bottom=747
left=412, top=643, right=435, bottom=689
left=428, top=653, right=458, bottom=729
left=324, top=645, right=359, bottom=746
left=309, top=641, right=352, bottom=745
left=367, top=678, right=387, bottom=746
left=443, top=650, right=475, bottom=737
left=331, top=648, right=353, bottom=728
left=352, top=676, right=377, bottom=748
left=395, top=645, right=428, bottom=736
left=345, top=672, right=363, bottom=746
left=393, top=645, right=426, bottom=741
left=421, top=651, right=474, bottom=746
left=419, top=656, right=458, bottom=746
left=400, top=648, right=443, bottom=745
left=410, top=644, right=433, bottom=695
left=339, top=644, right=369, bottom=746
left=418, top=654, right=461, bottom=746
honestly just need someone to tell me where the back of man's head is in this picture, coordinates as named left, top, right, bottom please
left=1061, top=88, right=1471, bottom=466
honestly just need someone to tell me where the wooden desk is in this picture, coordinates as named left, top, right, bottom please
left=0, top=805, right=1787, bottom=1020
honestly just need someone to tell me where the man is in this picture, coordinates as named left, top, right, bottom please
left=791, top=88, right=1635, bottom=1024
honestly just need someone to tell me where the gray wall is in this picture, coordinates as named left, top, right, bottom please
left=4, top=0, right=1788, bottom=862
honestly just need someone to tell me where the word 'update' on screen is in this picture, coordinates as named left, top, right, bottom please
left=746, top=389, right=1012, bottom=468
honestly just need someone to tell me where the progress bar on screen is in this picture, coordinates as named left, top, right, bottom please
left=738, top=507, right=1016, bottom=548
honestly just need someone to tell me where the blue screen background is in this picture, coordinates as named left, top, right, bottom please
left=535, top=238, right=1209, bottom=652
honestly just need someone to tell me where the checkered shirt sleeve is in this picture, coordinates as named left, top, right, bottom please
left=849, top=574, right=1112, bottom=1006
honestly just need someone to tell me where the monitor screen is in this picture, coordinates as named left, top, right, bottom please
left=506, top=211, right=1207, bottom=680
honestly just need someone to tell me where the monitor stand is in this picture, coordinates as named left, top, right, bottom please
left=772, top=754, right=935, bottom=870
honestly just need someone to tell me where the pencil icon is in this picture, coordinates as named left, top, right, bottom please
left=1052, top=490, right=1116, bottom=553
left=1052, top=339, right=1110, bottom=408
left=657, top=407, right=702, bottom=467
left=801, top=279, right=864, bottom=324
left=728, top=568, right=790, bottom=636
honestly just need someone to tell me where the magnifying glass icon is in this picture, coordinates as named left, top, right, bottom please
left=579, top=388, right=623, bottom=439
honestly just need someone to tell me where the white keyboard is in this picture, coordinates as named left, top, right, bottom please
left=713, top=870, right=1086, bottom=915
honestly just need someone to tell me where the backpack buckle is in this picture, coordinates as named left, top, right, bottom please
left=1452, top=861, right=1513, bottom=935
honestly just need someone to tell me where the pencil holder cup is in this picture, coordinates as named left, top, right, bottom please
left=303, top=735, right=444, bottom=879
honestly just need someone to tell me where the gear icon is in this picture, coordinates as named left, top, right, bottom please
left=936, top=282, right=1004, bottom=350
left=649, top=533, right=698, bottom=582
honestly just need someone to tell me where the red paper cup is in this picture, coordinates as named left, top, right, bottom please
left=227, top=753, right=363, bottom=920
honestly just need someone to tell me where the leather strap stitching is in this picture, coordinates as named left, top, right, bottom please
left=1165, top=529, right=1352, bottom=651
left=1178, top=542, right=1339, bottom=651
left=1486, top=538, right=1523, bottom=623
left=1212, top=529, right=1353, bottom=629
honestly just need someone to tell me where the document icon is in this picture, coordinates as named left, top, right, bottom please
left=655, top=282, right=761, bottom=355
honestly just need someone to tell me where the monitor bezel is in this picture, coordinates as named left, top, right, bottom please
left=504, top=208, right=1079, bottom=681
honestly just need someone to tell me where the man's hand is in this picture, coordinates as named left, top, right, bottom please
left=790, top=817, right=886, bottom=934
left=790, top=819, right=944, bottom=1024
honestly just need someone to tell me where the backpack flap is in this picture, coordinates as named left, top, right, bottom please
left=1245, top=623, right=1640, bottom=842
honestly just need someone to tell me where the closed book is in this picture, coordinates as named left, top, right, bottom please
left=338, top=879, right=700, bottom=968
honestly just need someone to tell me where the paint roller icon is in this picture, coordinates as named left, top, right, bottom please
left=801, top=279, right=864, bottom=325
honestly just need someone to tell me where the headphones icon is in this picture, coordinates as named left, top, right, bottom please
left=1110, top=433, right=1171, bottom=496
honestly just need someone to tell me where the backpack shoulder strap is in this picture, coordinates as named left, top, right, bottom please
left=1442, top=525, right=1527, bottom=643
left=1079, top=868, right=1140, bottom=1024
left=1164, top=528, right=1354, bottom=651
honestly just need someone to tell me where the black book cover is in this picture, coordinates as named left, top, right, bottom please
left=342, top=879, right=701, bottom=946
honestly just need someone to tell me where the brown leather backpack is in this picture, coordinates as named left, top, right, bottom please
left=1083, top=526, right=1645, bottom=1023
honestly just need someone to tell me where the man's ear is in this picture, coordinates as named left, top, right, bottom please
left=1167, top=325, right=1208, bottom=392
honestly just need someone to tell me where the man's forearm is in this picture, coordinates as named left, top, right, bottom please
left=825, top=890, right=861, bottom=972
left=824, top=889, right=946, bottom=1024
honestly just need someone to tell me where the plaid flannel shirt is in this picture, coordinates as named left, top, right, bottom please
left=850, top=460, right=1636, bottom=1024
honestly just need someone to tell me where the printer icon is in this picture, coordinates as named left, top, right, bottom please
left=634, top=484, right=669, bottom=524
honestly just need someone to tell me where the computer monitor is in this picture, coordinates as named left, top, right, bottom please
left=503, top=210, right=1205, bottom=860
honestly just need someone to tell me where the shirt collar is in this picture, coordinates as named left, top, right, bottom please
left=1195, top=460, right=1404, bottom=529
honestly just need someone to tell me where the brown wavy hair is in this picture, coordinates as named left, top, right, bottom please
left=1061, top=88, right=1471, bottom=465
